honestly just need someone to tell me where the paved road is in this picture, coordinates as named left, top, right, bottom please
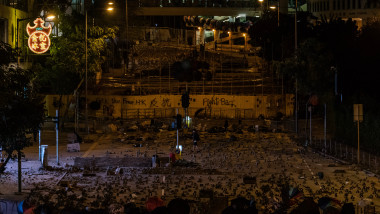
left=0, top=119, right=378, bottom=213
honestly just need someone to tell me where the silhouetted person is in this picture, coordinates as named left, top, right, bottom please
left=167, top=198, right=190, bottom=214
left=224, top=120, right=229, bottom=132
left=341, top=203, right=355, bottom=214
left=192, top=129, right=200, bottom=151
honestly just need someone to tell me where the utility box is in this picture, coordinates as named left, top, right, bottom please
left=40, top=145, right=48, bottom=168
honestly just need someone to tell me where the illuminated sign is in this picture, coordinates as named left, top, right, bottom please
left=26, top=18, right=52, bottom=54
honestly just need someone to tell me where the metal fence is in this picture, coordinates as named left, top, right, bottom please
left=308, top=136, right=380, bottom=175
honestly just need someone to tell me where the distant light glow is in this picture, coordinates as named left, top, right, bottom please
left=46, top=15, right=55, bottom=20
left=27, top=18, right=52, bottom=54
left=270, top=6, right=276, bottom=9
left=107, top=7, right=114, bottom=11
left=108, top=2, right=114, bottom=5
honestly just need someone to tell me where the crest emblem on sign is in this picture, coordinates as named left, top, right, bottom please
left=26, top=18, right=52, bottom=54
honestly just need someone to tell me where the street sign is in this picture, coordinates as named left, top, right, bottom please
left=26, top=18, right=52, bottom=54
left=353, top=104, right=363, bottom=122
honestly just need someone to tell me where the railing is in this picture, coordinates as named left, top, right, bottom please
left=308, top=136, right=380, bottom=174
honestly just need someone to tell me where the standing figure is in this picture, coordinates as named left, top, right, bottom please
left=192, top=129, right=200, bottom=151
left=224, top=119, right=229, bottom=132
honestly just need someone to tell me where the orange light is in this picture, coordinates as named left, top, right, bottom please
left=108, top=2, right=114, bottom=5
left=243, top=33, right=246, bottom=37
left=107, top=7, right=114, bottom=11
left=46, top=15, right=55, bottom=20
left=228, top=31, right=231, bottom=34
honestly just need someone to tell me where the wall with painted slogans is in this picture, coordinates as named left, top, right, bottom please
left=45, top=94, right=295, bottom=119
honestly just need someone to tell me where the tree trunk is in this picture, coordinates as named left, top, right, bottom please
left=18, top=150, right=21, bottom=193
left=0, top=153, right=12, bottom=173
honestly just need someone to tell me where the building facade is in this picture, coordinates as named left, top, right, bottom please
left=0, top=0, right=35, bottom=47
left=309, top=0, right=380, bottom=26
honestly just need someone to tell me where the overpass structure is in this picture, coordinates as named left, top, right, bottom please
left=131, top=0, right=289, bottom=16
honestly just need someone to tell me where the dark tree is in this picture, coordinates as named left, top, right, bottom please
left=0, top=42, right=45, bottom=193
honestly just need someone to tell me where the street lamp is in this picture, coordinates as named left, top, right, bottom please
left=85, top=10, right=88, bottom=135
left=243, top=33, right=247, bottom=52
left=46, top=15, right=56, bottom=20
left=269, top=5, right=280, bottom=26
left=85, top=5, right=113, bottom=134
left=259, top=0, right=264, bottom=15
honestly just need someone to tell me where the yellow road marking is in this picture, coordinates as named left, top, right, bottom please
left=82, top=141, right=99, bottom=158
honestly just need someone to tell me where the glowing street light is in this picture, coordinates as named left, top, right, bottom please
left=46, top=15, right=56, bottom=20
left=258, top=0, right=264, bottom=15
left=270, top=4, right=280, bottom=26
left=243, top=33, right=247, bottom=52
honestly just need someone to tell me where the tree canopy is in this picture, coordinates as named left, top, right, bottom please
left=273, top=17, right=380, bottom=151
left=36, top=11, right=118, bottom=95
left=0, top=41, right=45, bottom=172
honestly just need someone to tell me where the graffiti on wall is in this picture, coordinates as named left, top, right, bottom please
left=203, top=96, right=236, bottom=108
left=45, top=94, right=294, bottom=118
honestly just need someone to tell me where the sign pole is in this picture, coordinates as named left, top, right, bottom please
left=56, top=110, right=59, bottom=165
left=357, top=120, right=360, bottom=164
left=310, top=107, right=312, bottom=145
left=176, top=108, right=179, bottom=149
left=324, top=104, right=327, bottom=155
left=353, top=104, right=363, bottom=165
left=39, top=129, right=41, bottom=161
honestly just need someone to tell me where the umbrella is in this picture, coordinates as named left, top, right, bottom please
left=290, top=197, right=319, bottom=214
left=318, top=197, right=342, bottom=210
left=289, top=187, right=299, bottom=198
left=146, top=196, right=165, bottom=212
left=289, top=192, right=304, bottom=206
left=358, top=198, right=372, bottom=207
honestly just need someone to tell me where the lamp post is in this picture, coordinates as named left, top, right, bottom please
left=259, top=0, right=264, bottom=15
left=269, top=5, right=280, bottom=26
left=243, top=33, right=247, bottom=52
left=84, top=5, right=114, bottom=134
left=295, top=0, right=298, bottom=134
left=85, top=10, right=88, bottom=135
left=278, top=1, right=280, bottom=27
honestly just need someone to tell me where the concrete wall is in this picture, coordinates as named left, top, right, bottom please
left=45, top=94, right=295, bottom=119
left=0, top=5, right=29, bottom=47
